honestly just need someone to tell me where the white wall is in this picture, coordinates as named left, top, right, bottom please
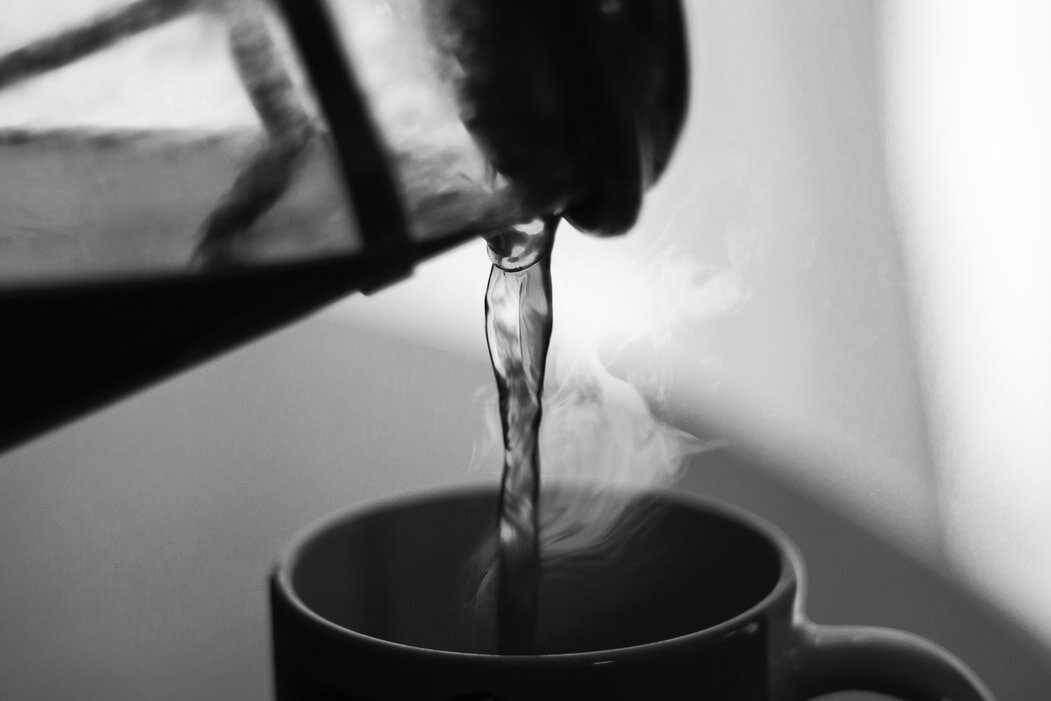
left=882, top=0, right=1051, bottom=646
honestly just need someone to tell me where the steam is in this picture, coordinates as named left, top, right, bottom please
left=471, top=225, right=750, bottom=572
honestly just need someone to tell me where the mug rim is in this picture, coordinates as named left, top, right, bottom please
left=272, top=483, right=804, bottom=662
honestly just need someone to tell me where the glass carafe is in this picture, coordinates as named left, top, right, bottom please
left=0, top=0, right=688, bottom=450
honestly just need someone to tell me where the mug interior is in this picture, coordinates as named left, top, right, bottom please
left=288, top=489, right=783, bottom=655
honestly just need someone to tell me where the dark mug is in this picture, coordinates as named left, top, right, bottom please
left=270, top=486, right=994, bottom=700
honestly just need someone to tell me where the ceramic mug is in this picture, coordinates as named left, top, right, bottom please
left=270, top=486, right=994, bottom=700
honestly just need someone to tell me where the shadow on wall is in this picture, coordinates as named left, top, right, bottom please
left=0, top=317, right=494, bottom=700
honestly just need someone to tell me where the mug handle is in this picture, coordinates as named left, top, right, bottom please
left=789, top=620, right=996, bottom=700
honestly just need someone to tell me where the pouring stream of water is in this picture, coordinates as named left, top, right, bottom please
left=484, top=217, right=556, bottom=654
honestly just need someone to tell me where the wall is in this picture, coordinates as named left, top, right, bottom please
left=0, top=317, right=493, bottom=699
left=335, top=0, right=942, bottom=552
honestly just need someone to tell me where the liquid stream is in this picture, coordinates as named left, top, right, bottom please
left=484, top=217, right=556, bottom=654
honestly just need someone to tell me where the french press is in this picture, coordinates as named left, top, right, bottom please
left=0, top=0, right=688, bottom=450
